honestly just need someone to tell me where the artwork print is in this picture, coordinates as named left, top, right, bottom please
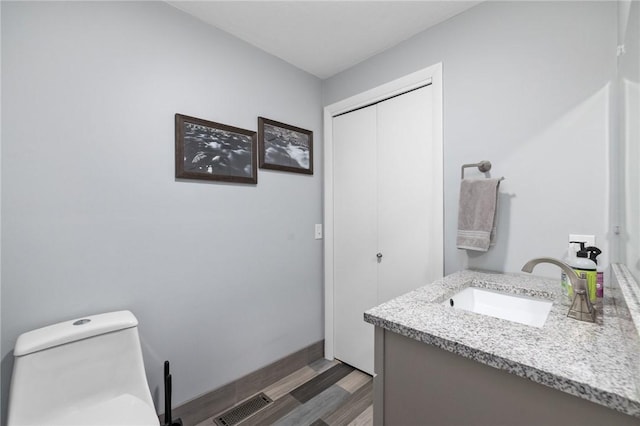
left=258, top=117, right=313, bottom=175
left=175, top=114, right=257, bottom=184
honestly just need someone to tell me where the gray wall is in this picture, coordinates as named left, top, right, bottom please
left=1, top=0, right=323, bottom=417
left=323, top=1, right=618, bottom=278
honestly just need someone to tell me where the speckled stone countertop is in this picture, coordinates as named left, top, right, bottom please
left=364, top=265, right=640, bottom=418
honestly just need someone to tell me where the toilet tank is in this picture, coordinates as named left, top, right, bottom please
left=8, top=311, right=158, bottom=426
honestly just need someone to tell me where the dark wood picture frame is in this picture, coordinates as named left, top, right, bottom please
left=175, top=114, right=257, bottom=184
left=258, top=117, right=313, bottom=175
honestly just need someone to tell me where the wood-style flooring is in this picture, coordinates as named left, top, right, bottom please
left=195, top=359, right=373, bottom=426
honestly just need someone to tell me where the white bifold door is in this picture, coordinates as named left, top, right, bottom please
left=332, top=84, right=443, bottom=375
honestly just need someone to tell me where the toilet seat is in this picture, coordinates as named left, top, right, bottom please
left=46, top=394, right=158, bottom=426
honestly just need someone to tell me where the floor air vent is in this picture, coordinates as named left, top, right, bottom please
left=214, top=393, right=273, bottom=426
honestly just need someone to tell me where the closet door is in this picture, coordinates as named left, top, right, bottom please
left=333, top=105, right=378, bottom=375
left=377, top=85, right=441, bottom=302
left=332, top=84, right=441, bottom=375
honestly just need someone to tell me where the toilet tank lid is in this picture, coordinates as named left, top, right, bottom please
left=14, top=310, right=139, bottom=357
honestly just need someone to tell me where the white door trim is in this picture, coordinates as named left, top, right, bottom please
left=323, top=63, right=444, bottom=361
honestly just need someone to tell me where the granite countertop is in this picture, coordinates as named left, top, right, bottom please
left=364, top=265, right=640, bottom=418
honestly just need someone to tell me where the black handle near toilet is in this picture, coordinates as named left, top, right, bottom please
left=163, top=360, right=183, bottom=426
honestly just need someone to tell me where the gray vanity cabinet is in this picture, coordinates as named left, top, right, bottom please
left=374, top=328, right=640, bottom=426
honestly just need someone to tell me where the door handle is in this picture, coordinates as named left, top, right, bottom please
left=376, top=253, right=383, bottom=263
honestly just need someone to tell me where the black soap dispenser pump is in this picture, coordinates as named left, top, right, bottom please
left=586, top=246, right=604, bottom=298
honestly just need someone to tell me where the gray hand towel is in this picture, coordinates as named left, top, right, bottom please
left=456, top=178, right=502, bottom=251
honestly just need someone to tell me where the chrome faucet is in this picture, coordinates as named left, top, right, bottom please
left=521, top=257, right=596, bottom=323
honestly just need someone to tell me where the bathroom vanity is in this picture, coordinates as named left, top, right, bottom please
left=365, top=265, right=640, bottom=425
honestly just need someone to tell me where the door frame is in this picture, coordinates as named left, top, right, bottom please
left=323, top=63, right=444, bottom=361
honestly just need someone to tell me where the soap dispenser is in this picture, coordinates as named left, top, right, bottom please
left=569, top=241, right=598, bottom=303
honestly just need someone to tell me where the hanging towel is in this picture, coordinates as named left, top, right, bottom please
left=456, top=178, right=502, bottom=251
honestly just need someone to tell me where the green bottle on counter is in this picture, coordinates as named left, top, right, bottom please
left=570, top=241, right=598, bottom=303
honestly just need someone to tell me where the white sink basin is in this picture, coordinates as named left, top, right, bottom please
left=444, top=287, right=552, bottom=328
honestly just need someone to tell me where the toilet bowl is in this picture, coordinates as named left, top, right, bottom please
left=7, top=310, right=159, bottom=426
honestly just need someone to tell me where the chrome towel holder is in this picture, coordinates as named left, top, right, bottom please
left=461, top=161, right=492, bottom=179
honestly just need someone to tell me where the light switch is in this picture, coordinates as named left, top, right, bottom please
left=315, top=224, right=323, bottom=240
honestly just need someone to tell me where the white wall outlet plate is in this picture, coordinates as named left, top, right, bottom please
left=315, top=224, right=323, bottom=240
left=569, top=234, right=595, bottom=247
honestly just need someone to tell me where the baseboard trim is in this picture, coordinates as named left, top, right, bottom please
left=163, top=340, right=324, bottom=426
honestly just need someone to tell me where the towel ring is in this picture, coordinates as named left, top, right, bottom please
left=461, top=161, right=492, bottom=179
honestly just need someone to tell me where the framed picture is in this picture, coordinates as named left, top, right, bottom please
left=258, top=117, right=313, bottom=175
left=175, top=114, right=257, bottom=184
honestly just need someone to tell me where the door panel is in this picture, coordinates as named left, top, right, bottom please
left=333, top=105, right=378, bottom=375
left=332, top=84, right=442, bottom=375
left=377, top=85, right=443, bottom=303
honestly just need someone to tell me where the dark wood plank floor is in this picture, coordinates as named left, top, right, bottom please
left=195, top=359, right=373, bottom=426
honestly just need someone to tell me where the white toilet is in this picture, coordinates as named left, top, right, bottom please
left=7, top=310, right=159, bottom=426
